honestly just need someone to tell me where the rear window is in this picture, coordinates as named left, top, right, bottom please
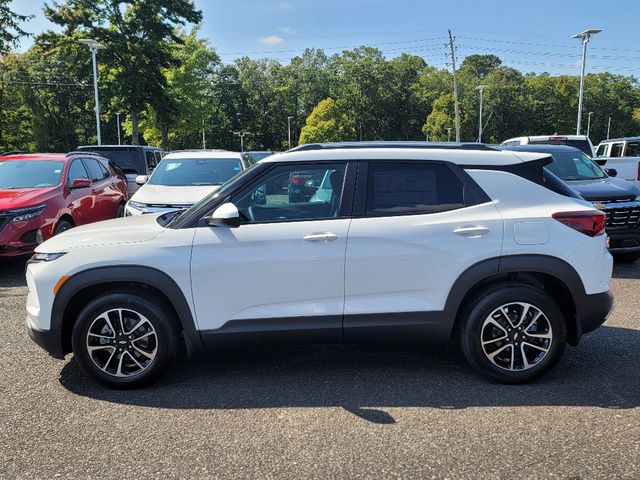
left=529, top=139, right=593, bottom=157
left=80, top=148, right=141, bottom=174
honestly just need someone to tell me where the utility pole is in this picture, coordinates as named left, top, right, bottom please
left=446, top=29, right=461, bottom=142
left=476, top=85, right=487, bottom=143
left=607, top=117, right=611, bottom=139
left=287, top=116, right=293, bottom=149
left=586, top=111, right=593, bottom=138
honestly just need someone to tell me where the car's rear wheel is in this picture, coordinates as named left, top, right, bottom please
left=116, top=204, right=125, bottom=218
left=71, top=291, right=179, bottom=388
left=53, top=219, right=73, bottom=235
left=460, top=284, right=567, bottom=383
left=613, top=252, right=640, bottom=263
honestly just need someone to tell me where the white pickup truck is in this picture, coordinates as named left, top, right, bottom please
left=594, top=137, right=640, bottom=185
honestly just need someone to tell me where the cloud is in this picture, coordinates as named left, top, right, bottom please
left=275, top=2, right=291, bottom=9
left=259, top=35, right=284, bottom=45
left=277, top=26, right=294, bottom=34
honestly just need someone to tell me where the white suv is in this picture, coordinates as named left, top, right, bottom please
left=26, top=142, right=614, bottom=387
left=125, top=150, right=248, bottom=216
left=501, top=135, right=595, bottom=157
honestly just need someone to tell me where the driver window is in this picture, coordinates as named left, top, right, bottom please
left=233, top=163, right=346, bottom=223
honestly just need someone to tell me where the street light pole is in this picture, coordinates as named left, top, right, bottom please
left=586, top=111, right=593, bottom=138
left=79, top=39, right=106, bottom=145
left=476, top=85, right=487, bottom=143
left=572, top=29, right=602, bottom=136
left=446, top=127, right=452, bottom=142
left=116, top=113, right=121, bottom=145
left=233, top=131, right=252, bottom=152
left=287, top=116, right=293, bottom=149
left=607, top=117, right=611, bottom=139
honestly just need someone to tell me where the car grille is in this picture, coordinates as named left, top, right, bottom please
left=598, top=198, right=640, bottom=230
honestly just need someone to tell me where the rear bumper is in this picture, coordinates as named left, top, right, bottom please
left=26, top=319, right=64, bottom=359
left=572, top=290, right=614, bottom=343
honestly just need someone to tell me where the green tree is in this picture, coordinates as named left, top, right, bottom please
left=422, top=93, right=454, bottom=141
left=0, top=0, right=33, bottom=54
left=299, top=97, right=354, bottom=144
left=44, top=0, right=202, bottom=144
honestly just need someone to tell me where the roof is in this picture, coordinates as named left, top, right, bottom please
left=500, top=144, right=584, bottom=154
left=599, top=136, right=640, bottom=143
left=0, top=153, right=68, bottom=161
left=77, top=145, right=164, bottom=150
left=263, top=142, right=548, bottom=166
left=163, top=150, right=243, bottom=159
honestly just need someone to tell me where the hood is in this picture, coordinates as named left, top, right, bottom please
left=130, top=184, right=220, bottom=206
left=567, top=176, right=640, bottom=202
left=36, top=213, right=165, bottom=253
left=0, top=187, right=59, bottom=210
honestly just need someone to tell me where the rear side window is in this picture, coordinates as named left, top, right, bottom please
left=529, top=139, right=593, bottom=156
left=83, top=158, right=106, bottom=183
left=595, top=144, right=608, bottom=157
left=67, top=160, right=89, bottom=187
left=625, top=141, right=640, bottom=157
left=145, top=151, right=157, bottom=171
left=365, top=163, right=465, bottom=216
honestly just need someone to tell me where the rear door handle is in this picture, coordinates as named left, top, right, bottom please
left=453, top=226, right=490, bottom=238
left=303, top=232, right=339, bottom=242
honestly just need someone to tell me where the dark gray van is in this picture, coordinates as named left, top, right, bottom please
left=77, top=145, right=165, bottom=195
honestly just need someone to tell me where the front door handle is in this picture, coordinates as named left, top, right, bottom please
left=303, top=232, right=339, bottom=242
left=453, top=226, right=490, bottom=238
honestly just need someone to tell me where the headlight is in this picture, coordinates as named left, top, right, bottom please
left=127, top=201, right=147, bottom=211
left=28, top=252, right=67, bottom=264
left=8, top=203, right=47, bottom=223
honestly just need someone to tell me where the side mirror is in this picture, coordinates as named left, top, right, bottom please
left=604, top=168, right=618, bottom=177
left=135, top=175, right=148, bottom=185
left=70, top=178, right=92, bottom=189
left=205, top=202, right=241, bottom=228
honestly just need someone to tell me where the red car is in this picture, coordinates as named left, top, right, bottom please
left=0, top=152, right=128, bottom=257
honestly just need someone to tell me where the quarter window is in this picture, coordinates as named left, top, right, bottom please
left=366, top=163, right=465, bottom=216
left=233, top=163, right=346, bottom=223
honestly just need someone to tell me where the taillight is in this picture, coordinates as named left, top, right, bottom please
left=550, top=136, right=567, bottom=141
left=552, top=210, right=606, bottom=237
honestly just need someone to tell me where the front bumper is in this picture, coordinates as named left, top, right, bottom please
left=573, top=290, right=614, bottom=343
left=26, top=320, right=64, bottom=359
left=607, top=229, right=640, bottom=254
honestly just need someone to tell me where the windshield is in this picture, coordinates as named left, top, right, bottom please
left=81, top=148, right=141, bottom=174
left=149, top=158, right=243, bottom=186
left=529, top=139, right=593, bottom=157
left=545, top=150, right=606, bottom=181
left=0, top=160, right=64, bottom=189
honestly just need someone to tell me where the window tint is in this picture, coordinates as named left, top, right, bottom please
left=610, top=143, right=624, bottom=157
left=80, top=148, right=141, bottom=173
left=624, top=141, right=640, bottom=157
left=67, top=160, right=89, bottom=186
left=98, top=161, right=111, bottom=180
left=366, top=163, right=464, bottom=216
left=233, top=163, right=346, bottom=223
left=84, top=158, right=106, bottom=183
left=154, top=151, right=163, bottom=165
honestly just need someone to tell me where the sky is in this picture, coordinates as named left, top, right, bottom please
left=11, top=0, right=640, bottom=77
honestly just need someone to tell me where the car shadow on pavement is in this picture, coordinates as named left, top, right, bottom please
left=612, top=261, right=640, bottom=279
left=59, top=325, right=639, bottom=423
left=0, top=259, right=27, bottom=288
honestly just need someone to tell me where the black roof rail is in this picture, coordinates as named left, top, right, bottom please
left=288, top=141, right=497, bottom=152
left=0, top=151, right=29, bottom=156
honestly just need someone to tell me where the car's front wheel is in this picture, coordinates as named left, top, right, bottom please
left=460, top=284, right=567, bottom=383
left=71, top=291, right=179, bottom=388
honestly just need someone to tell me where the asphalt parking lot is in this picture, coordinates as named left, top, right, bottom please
left=0, top=259, right=638, bottom=479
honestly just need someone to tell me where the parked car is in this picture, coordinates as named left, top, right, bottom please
left=77, top=145, right=165, bottom=196
left=26, top=142, right=613, bottom=387
left=501, top=145, right=640, bottom=263
left=501, top=135, right=595, bottom=157
left=125, top=150, right=250, bottom=216
left=594, top=137, right=640, bottom=185
left=0, top=152, right=127, bottom=258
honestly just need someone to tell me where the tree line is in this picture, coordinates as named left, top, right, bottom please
left=1, top=0, right=639, bottom=153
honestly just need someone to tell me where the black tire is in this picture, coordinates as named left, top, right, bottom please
left=116, top=204, right=125, bottom=218
left=613, top=252, right=640, bottom=263
left=460, top=283, right=567, bottom=384
left=71, top=290, right=180, bottom=388
left=53, top=219, right=73, bottom=235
